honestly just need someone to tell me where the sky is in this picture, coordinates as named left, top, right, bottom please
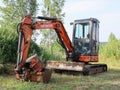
left=0, top=0, right=120, bottom=42
left=62, top=0, right=120, bottom=42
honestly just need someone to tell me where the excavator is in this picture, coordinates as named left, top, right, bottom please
left=14, top=15, right=107, bottom=82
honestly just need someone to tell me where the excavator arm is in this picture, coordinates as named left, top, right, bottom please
left=15, top=15, right=73, bottom=76
left=15, top=15, right=73, bottom=81
left=32, top=16, right=73, bottom=54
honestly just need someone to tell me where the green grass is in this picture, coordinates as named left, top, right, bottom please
left=0, top=59, right=120, bottom=90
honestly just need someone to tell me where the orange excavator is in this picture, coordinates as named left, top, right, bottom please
left=14, top=15, right=107, bottom=82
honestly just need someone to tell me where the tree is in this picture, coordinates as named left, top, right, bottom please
left=42, top=0, right=65, bottom=19
left=40, top=0, right=65, bottom=55
left=0, top=0, right=37, bottom=30
left=0, top=0, right=38, bottom=63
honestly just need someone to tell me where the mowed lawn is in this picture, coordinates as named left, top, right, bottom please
left=0, top=59, right=120, bottom=90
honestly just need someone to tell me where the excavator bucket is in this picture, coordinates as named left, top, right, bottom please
left=15, top=54, right=52, bottom=83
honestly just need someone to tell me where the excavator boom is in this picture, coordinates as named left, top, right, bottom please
left=15, top=15, right=73, bottom=71
left=15, top=15, right=74, bottom=82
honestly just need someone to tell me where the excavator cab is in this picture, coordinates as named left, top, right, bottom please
left=72, top=18, right=99, bottom=62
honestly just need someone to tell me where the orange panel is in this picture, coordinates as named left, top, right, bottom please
left=79, top=56, right=90, bottom=62
left=90, top=56, right=98, bottom=62
left=79, top=56, right=98, bottom=62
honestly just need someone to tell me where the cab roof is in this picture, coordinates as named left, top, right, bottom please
left=74, top=18, right=100, bottom=23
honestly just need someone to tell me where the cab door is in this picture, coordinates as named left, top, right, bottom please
left=90, top=21, right=99, bottom=56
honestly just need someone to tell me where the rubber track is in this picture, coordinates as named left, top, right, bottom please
left=83, top=64, right=107, bottom=75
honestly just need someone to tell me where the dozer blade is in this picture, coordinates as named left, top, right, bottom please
left=46, top=61, right=107, bottom=75
left=46, top=61, right=85, bottom=72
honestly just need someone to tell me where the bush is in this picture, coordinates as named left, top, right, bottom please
left=39, top=42, right=66, bottom=64
left=99, top=33, right=120, bottom=60
left=0, top=28, right=18, bottom=63
left=0, top=27, right=65, bottom=65
left=0, top=28, right=42, bottom=64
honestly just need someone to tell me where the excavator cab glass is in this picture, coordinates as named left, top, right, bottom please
left=72, top=18, right=99, bottom=60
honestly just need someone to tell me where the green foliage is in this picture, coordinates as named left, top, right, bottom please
left=0, top=0, right=38, bottom=43
left=99, top=33, right=120, bottom=60
left=0, top=27, right=41, bottom=63
left=28, top=41, right=42, bottom=57
left=39, top=42, right=65, bottom=64
left=42, top=0, right=65, bottom=19
left=0, top=0, right=37, bottom=17
left=0, top=28, right=18, bottom=63
left=0, top=0, right=38, bottom=64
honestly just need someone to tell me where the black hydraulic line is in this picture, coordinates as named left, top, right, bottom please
left=36, top=16, right=57, bottom=20
left=17, top=23, right=21, bottom=34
